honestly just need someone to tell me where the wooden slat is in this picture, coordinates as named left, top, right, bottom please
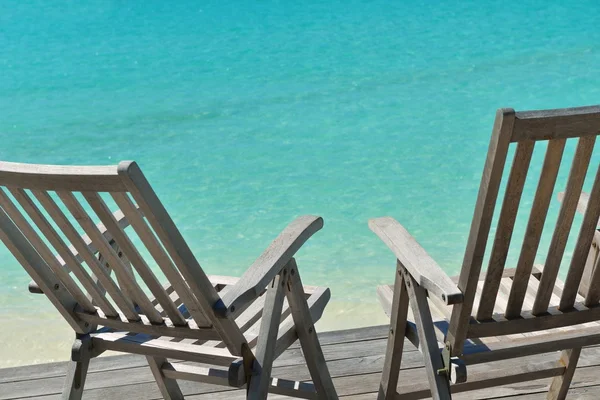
left=494, top=278, right=511, bottom=314
left=9, top=188, right=119, bottom=317
left=146, top=356, right=183, bottom=399
left=448, top=108, right=515, bottom=356
left=32, top=190, right=139, bottom=321
left=402, top=267, right=451, bottom=399
left=533, top=136, right=596, bottom=315
left=379, top=263, right=410, bottom=399
left=581, top=237, right=600, bottom=297
left=108, top=250, right=138, bottom=307
left=83, top=192, right=187, bottom=326
left=521, top=273, right=541, bottom=312
left=0, top=162, right=126, bottom=192
left=74, top=308, right=220, bottom=341
left=477, top=140, right=534, bottom=320
left=57, top=191, right=164, bottom=324
left=91, top=331, right=240, bottom=366
left=528, top=272, right=564, bottom=310
left=0, top=189, right=97, bottom=313
left=397, top=360, right=564, bottom=400
left=505, top=139, right=567, bottom=318
left=118, top=161, right=246, bottom=355
left=468, top=297, right=600, bottom=338
left=561, top=165, right=600, bottom=309
left=584, top=195, right=600, bottom=305
left=162, top=363, right=317, bottom=399
left=111, top=192, right=212, bottom=328
left=235, top=293, right=269, bottom=335
left=72, top=208, right=133, bottom=262
left=243, top=297, right=293, bottom=351
left=512, top=105, right=600, bottom=142
left=558, top=191, right=595, bottom=219
left=586, top=251, right=600, bottom=300
left=247, top=268, right=287, bottom=398
left=272, top=286, right=330, bottom=360
left=547, top=347, right=581, bottom=399
left=0, top=206, right=85, bottom=333
left=161, top=361, right=230, bottom=387
left=225, top=285, right=321, bottom=352
left=285, top=259, right=338, bottom=399
left=553, top=276, right=585, bottom=304
left=462, top=323, right=600, bottom=365
left=557, top=191, right=600, bottom=296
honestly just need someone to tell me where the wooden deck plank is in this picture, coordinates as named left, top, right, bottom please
left=4, top=325, right=600, bottom=399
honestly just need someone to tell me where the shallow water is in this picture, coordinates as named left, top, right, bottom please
left=1, top=0, right=600, bottom=366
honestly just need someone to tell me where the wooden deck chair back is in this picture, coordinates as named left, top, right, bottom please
left=0, top=160, right=246, bottom=355
left=372, top=105, right=600, bottom=400
left=448, top=106, right=600, bottom=354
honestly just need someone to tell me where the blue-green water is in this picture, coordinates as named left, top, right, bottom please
left=1, top=0, right=600, bottom=365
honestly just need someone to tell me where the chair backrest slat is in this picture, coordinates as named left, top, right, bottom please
left=57, top=190, right=164, bottom=324
left=449, top=105, right=600, bottom=355
left=83, top=191, right=187, bottom=326
left=532, top=136, right=596, bottom=315
left=586, top=244, right=600, bottom=305
left=0, top=205, right=84, bottom=332
left=9, top=187, right=119, bottom=317
left=32, top=190, right=140, bottom=321
left=448, top=109, right=515, bottom=352
left=111, top=192, right=212, bottom=328
left=0, top=189, right=96, bottom=313
left=561, top=165, right=600, bottom=309
left=505, top=139, right=566, bottom=318
left=477, top=140, right=534, bottom=320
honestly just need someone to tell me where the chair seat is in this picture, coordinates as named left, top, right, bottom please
left=92, top=274, right=329, bottom=363
left=378, top=267, right=600, bottom=365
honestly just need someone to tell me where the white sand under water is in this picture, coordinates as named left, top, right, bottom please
left=0, top=300, right=389, bottom=368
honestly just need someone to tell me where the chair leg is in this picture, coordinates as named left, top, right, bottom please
left=62, top=336, right=92, bottom=400
left=547, top=347, right=581, bottom=400
left=378, top=266, right=410, bottom=400
left=401, top=266, right=452, bottom=400
left=147, top=356, right=184, bottom=400
left=286, top=259, right=338, bottom=400
left=247, top=268, right=287, bottom=400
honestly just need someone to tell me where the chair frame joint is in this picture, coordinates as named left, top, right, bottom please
left=71, top=334, right=92, bottom=362
left=437, top=341, right=452, bottom=380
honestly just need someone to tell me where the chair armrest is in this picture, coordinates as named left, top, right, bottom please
left=217, top=215, right=324, bottom=316
left=369, top=217, right=463, bottom=305
left=26, top=208, right=134, bottom=295
left=558, top=191, right=598, bottom=226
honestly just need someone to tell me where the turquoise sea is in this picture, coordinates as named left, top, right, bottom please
left=1, top=0, right=600, bottom=366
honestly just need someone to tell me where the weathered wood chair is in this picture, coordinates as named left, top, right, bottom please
left=371, top=106, right=600, bottom=399
left=0, top=161, right=338, bottom=400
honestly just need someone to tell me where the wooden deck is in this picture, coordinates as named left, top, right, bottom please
left=2, top=325, right=600, bottom=400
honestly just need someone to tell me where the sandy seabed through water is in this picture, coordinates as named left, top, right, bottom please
left=0, top=300, right=389, bottom=368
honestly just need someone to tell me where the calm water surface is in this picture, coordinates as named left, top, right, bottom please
left=1, top=0, right=600, bottom=366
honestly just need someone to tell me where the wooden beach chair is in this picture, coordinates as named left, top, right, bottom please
left=371, top=106, right=600, bottom=399
left=0, top=161, right=338, bottom=399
